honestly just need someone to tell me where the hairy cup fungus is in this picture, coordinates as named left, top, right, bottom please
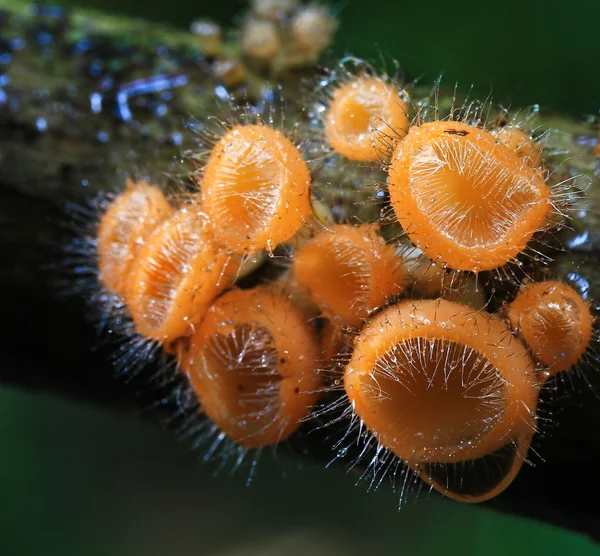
left=293, top=224, right=406, bottom=328
left=242, top=19, right=280, bottom=61
left=508, top=280, right=594, bottom=377
left=126, top=207, right=238, bottom=343
left=179, top=286, right=322, bottom=448
left=290, top=5, right=335, bottom=59
left=388, top=121, right=552, bottom=272
left=344, top=299, right=539, bottom=499
left=97, top=181, right=173, bottom=297
left=324, top=75, right=410, bottom=161
left=201, top=124, right=313, bottom=254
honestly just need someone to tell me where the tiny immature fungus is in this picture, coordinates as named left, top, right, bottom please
left=400, top=246, right=447, bottom=298
left=190, top=19, right=222, bottom=57
left=293, top=224, right=407, bottom=328
left=290, top=4, right=336, bottom=59
left=242, top=0, right=336, bottom=70
left=251, top=0, right=298, bottom=19
left=97, top=180, right=173, bottom=297
left=179, top=286, right=322, bottom=449
left=507, top=280, right=594, bottom=377
left=344, top=299, right=539, bottom=467
left=242, top=19, right=281, bottom=62
left=126, top=207, right=239, bottom=343
left=324, top=75, right=410, bottom=161
left=201, top=124, right=313, bottom=254
left=212, top=58, right=246, bottom=87
left=388, top=121, right=552, bottom=272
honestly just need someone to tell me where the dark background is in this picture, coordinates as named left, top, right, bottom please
left=1, top=0, right=599, bottom=554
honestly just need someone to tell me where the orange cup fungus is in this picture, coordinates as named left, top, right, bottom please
left=97, top=181, right=173, bottom=297
left=494, top=125, right=544, bottom=169
left=293, top=224, right=407, bottom=328
left=126, top=207, right=239, bottom=343
left=201, top=124, right=313, bottom=254
left=324, top=75, right=410, bottom=161
left=388, top=121, right=552, bottom=272
left=178, top=286, right=322, bottom=449
left=344, top=299, right=539, bottom=499
left=507, top=280, right=594, bottom=377
left=87, top=57, right=597, bottom=505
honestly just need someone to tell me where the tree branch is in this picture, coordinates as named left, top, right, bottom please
left=1, top=0, right=600, bottom=543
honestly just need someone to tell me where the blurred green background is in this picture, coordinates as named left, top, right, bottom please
left=1, top=0, right=599, bottom=554
left=2, top=387, right=599, bottom=556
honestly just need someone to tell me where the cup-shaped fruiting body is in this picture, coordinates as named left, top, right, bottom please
left=507, top=280, right=594, bottom=376
left=494, top=125, right=544, bottom=169
left=388, top=121, right=552, bottom=272
left=97, top=181, right=173, bottom=297
left=179, top=286, right=322, bottom=449
left=344, top=299, right=539, bottom=466
left=324, top=75, right=410, bottom=161
left=293, top=224, right=407, bottom=328
left=201, top=124, right=313, bottom=254
left=126, top=207, right=239, bottom=343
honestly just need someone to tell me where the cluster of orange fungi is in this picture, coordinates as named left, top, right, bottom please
left=94, top=65, right=595, bottom=504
